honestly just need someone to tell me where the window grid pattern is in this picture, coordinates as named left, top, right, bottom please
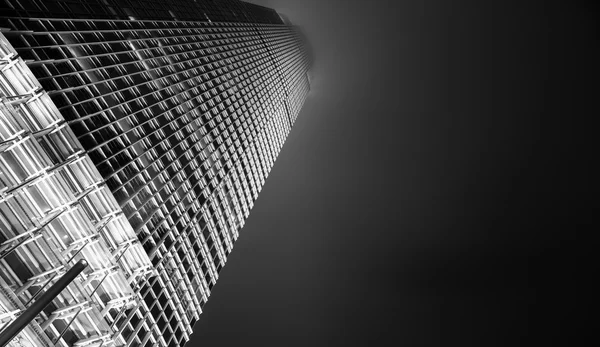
left=1, top=0, right=283, bottom=25
left=0, top=32, right=154, bottom=347
left=1, top=3, right=311, bottom=347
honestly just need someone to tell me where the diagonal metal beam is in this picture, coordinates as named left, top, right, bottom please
left=0, top=259, right=88, bottom=347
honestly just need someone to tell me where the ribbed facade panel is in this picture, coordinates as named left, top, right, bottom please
left=0, top=31, right=154, bottom=347
left=0, top=1, right=311, bottom=346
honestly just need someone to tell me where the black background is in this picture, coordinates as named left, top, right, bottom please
left=188, top=1, right=595, bottom=346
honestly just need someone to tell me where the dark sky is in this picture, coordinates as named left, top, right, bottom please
left=188, top=1, right=595, bottom=346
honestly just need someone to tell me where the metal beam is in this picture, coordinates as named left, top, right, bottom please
left=0, top=259, right=88, bottom=347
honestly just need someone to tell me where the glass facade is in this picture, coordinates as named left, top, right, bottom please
left=0, top=31, right=154, bottom=347
left=0, top=1, right=311, bottom=346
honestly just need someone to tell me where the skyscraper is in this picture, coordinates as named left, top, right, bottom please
left=0, top=1, right=311, bottom=346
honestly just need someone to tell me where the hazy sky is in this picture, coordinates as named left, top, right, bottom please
left=188, top=1, right=595, bottom=346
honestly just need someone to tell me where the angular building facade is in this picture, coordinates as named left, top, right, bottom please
left=0, top=1, right=311, bottom=346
